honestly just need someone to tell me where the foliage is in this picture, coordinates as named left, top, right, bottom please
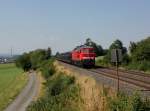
left=128, top=37, right=150, bottom=71
left=126, top=61, right=150, bottom=71
left=46, top=47, right=52, bottom=59
left=27, top=74, right=81, bottom=111
left=130, top=37, right=150, bottom=62
left=40, top=59, right=56, bottom=80
left=85, top=38, right=104, bottom=56
left=107, top=93, right=129, bottom=111
left=95, top=56, right=110, bottom=67
left=15, top=53, right=31, bottom=71
left=103, top=39, right=129, bottom=66
left=27, top=58, right=81, bottom=111
left=15, top=47, right=52, bottom=71
left=107, top=92, right=150, bottom=111
left=30, top=49, right=47, bottom=69
left=129, top=41, right=137, bottom=54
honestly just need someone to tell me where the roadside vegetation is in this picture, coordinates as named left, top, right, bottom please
left=15, top=47, right=52, bottom=71
left=0, top=63, right=27, bottom=111
left=15, top=37, right=150, bottom=111
left=27, top=59, right=150, bottom=111
left=106, top=92, right=150, bottom=111
left=15, top=48, right=81, bottom=111
left=55, top=62, right=150, bottom=111
left=27, top=59, right=81, bottom=111
left=89, top=37, right=150, bottom=72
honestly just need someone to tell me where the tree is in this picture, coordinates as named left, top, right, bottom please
left=85, top=38, right=93, bottom=46
left=110, top=39, right=123, bottom=49
left=46, top=47, right=52, bottom=59
left=104, top=39, right=129, bottom=65
left=15, top=53, right=31, bottom=71
left=131, top=37, right=150, bottom=62
left=30, top=49, right=47, bottom=69
left=15, top=47, right=53, bottom=71
left=129, top=42, right=137, bottom=54
left=84, top=38, right=104, bottom=56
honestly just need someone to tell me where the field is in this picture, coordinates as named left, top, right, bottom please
left=0, top=63, right=28, bottom=110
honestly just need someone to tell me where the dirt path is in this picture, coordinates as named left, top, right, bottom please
left=5, top=72, right=40, bottom=111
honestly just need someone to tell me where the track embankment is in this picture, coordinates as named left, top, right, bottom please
left=58, top=61, right=150, bottom=98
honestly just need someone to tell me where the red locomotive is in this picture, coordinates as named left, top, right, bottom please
left=57, top=45, right=96, bottom=67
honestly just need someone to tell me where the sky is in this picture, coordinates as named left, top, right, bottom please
left=0, top=0, right=150, bottom=55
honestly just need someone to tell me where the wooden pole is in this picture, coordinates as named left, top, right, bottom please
left=116, top=49, right=119, bottom=94
left=116, top=62, right=119, bottom=93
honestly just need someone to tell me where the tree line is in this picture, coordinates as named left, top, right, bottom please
left=15, top=47, right=51, bottom=71
left=86, top=37, right=150, bottom=71
left=16, top=37, right=150, bottom=72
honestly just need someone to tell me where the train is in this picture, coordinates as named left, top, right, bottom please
left=56, top=45, right=96, bottom=67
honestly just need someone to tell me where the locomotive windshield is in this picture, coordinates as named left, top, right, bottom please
left=81, top=48, right=94, bottom=53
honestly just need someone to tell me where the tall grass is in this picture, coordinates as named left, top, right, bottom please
left=27, top=73, right=81, bottom=111
left=55, top=61, right=150, bottom=111
left=27, top=60, right=81, bottom=111
left=106, top=92, right=150, bottom=111
left=28, top=60, right=150, bottom=111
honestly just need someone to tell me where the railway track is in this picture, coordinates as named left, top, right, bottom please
left=58, top=61, right=150, bottom=97
left=58, top=59, right=150, bottom=90
left=89, top=68, right=150, bottom=90
left=108, top=67, right=150, bottom=78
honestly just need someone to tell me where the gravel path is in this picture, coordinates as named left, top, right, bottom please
left=5, top=72, right=40, bottom=111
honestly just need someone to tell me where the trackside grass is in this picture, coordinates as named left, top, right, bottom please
left=0, top=63, right=28, bottom=110
left=28, top=60, right=150, bottom=111
left=55, top=61, right=150, bottom=111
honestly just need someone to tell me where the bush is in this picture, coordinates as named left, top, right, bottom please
left=15, top=48, right=52, bottom=71
left=138, top=61, right=150, bottom=71
left=40, top=59, right=56, bottom=79
left=127, top=61, right=150, bottom=71
left=107, top=93, right=129, bottom=111
left=27, top=74, right=80, bottom=111
left=107, top=92, right=150, bottom=111
left=47, top=74, right=75, bottom=96
left=15, top=53, right=31, bottom=71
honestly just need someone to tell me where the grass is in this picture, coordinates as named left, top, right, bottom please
left=27, top=60, right=81, bottom=111
left=27, top=73, right=81, bottom=111
left=27, top=60, right=150, bottom=111
left=55, top=61, right=102, bottom=111
left=0, top=63, right=28, bottom=110
left=95, top=56, right=109, bottom=67
left=55, top=61, right=150, bottom=111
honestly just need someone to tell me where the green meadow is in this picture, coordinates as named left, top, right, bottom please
left=0, top=63, right=28, bottom=110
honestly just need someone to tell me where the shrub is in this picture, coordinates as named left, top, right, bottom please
left=107, top=93, right=129, bottom=111
left=15, top=48, right=52, bottom=71
left=27, top=74, right=80, bottom=111
left=107, top=92, right=150, bottom=111
left=47, top=74, right=75, bottom=96
left=127, top=61, right=150, bottom=71
left=40, top=59, right=56, bottom=79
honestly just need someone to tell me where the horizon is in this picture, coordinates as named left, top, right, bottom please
left=0, top=0, right=150, bottom=55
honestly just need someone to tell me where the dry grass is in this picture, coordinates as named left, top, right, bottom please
left=33, top=71, right=46, bottom=101
left=54, top=61, right=116, bottom=111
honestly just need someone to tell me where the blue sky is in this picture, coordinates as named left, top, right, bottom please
left=0, top=0, right=150, bottom=54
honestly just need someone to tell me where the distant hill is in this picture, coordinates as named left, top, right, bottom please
left=0, top=54, right=20, bottom=58
left=0, top=54, right=10, bottom=58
